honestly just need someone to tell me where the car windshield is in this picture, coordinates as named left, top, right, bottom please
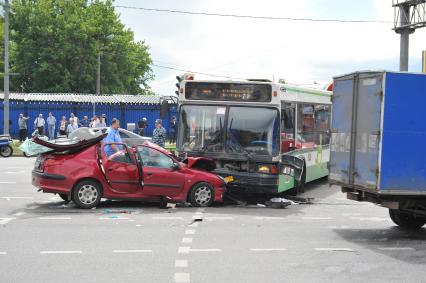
left=178, top=105, right=280, bottom=156
left=178, top=105, right=225, bottom=152
left=226, top=107, right=280, bottom=156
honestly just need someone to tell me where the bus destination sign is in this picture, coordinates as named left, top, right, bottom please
left=185, top=82, right=272, bottom=102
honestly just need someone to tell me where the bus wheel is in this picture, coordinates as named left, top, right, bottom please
left=389, top=209, right=426, bottom=229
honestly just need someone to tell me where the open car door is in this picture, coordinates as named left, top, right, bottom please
left=100, top=143, right=142, bottom=194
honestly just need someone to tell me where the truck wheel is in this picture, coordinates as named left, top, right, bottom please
left=72, top=180, right=102, bottom=209
left=389, top=209, right=426, bottom=229
left=189, top=182, right=214, bottom=207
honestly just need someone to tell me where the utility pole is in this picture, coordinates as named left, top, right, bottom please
left=3, top=0, right=9, bottom=135
left=96, top=53, right=100, bottom=95
left=393, top=0, right=426, bottom=71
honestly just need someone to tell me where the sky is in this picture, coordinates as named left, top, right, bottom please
left=114, top=0, right=426, bottom=95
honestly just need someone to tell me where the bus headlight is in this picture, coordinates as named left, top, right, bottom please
left=257, top=164, right=278, bottom=174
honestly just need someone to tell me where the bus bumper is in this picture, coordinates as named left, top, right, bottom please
left=214, top=169, right=279, bottom=194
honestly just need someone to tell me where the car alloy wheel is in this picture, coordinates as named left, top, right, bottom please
left=78, top=185, right=98, bottom=205
left=72, top=180, right=102, bottom=209
left=190, top=182, right=214, bottom=207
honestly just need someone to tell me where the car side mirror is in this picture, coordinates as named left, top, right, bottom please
left=171, top=162, right=180, bottom=171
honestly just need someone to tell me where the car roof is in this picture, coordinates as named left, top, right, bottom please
left=141, top=141, right=172, bottom=156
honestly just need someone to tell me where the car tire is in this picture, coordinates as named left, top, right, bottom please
left=0, top=145, right=13, bottom=157
left=389, top=209, right=426, bottom=229
left=189, top=182, right=214, bottom=207
left=72, top=180, right=102, bottom=209
left=59, top=194, right=70, bottom=202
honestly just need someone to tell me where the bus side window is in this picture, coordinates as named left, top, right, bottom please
left=281, top=103, right=295, bottom=153
left=297, top=104, right=330, bottom=145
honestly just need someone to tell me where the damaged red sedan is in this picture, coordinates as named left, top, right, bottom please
left=31, top=136, right=226, bottom=209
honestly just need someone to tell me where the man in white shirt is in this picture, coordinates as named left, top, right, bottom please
left=34, top=113, right=46, bottom=135
left=90, top=115, right=101, bottom=128
left=70, top=113, right=79, bottom=128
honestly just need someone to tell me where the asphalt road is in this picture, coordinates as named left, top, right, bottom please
left=1, top=157, right=426, bottom=283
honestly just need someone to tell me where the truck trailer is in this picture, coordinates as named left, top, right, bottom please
left=329, top=71, right=426, bottom=229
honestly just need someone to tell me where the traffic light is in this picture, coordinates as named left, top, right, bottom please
left=175, top=75, right=184, bottom=96
left=175, top=73, right=194, bottom=96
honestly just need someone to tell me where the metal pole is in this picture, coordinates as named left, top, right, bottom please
left=3, top=0, right=9, bottom=135
left=96, top=53, right=100, bottom=95
left=399, top=5, right=410, bottom=71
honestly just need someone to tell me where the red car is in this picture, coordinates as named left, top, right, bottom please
left=32, top=137, right=226, bottom=209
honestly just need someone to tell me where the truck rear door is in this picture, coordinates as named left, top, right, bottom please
left=329, top=75, right=354, bottom=184
left=353, top=73, right=383, bottom=189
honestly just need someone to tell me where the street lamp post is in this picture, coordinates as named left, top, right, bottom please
left=3, top=0, right=9, bottom=135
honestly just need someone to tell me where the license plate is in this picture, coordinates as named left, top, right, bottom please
left=224, top=176, right=234, bottom=183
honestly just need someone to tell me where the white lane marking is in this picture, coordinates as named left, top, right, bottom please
left=178, top=247, right=221, bottom=253
left=315, top=248, right=355, bottom=252
left=0, top=218, right=15, bottom=225
left=185, top=229, right=196, bottom=235
left=175, top=260, right=188, bottom=268
left=0, top=197, right=33, bottom=199
left=0, top=181, right=17, bottom=184
left=328, top=225, right=351, bottom=229
left=342, top=213, right=361, bottom=216
left=182, top=238, right=193, bottom=244
left=0, top=252, right=7, bottom=255
left=13, top=212, right=26, bottom=217
left=49, top=196, right=61, bottom=201
left=152, top=216, right=184, bottom=220
left=4, top=171, right=25, bottom=174
left=99, top=217, right=129, bottom=220
left=112, top=250, right=152, bottom=253
left=178, top=247, right=191, bottom=254
left=255, top=216, right=284, bottom=220
left=302, top=217, right=333, bottom=220
left=39, top=217, right=71, bottom=220
left=250, top=248, right=287, bottom=252
left=192, top=215, right=203, bottom=220
left=205, top=216, right=233, bottom=221
left=378, top=247, right=414, bottom=251
left=351, top=217, right=390, bottom=222
left=40, top=251, right=82, bottom=254
left=6, top=167, right=24, bottom=169
left=174, top=272, right=190, bottom=283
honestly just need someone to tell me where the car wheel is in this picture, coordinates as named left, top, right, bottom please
left=0, top=145, right=13, bottom=157
left=189, top=182, right=214, bottom=207
left=59, top=194, right=70, bottom=202
left=72, top=180, right=102, bottom=209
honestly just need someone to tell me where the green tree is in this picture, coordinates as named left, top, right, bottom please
left=7, top=0, right=153, bottom=94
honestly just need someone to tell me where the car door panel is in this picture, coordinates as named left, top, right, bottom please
left=101, top=143, right=141, bottom=194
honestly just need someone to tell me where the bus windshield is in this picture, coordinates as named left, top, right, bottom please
left=226, top=107, right=280, bottom=156
left=178, top=105, right=280, bottom=156
left=178, top=105, right=225, bottom=152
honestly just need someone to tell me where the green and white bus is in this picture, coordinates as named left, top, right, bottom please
left=176, top=78, right=332, bottom=195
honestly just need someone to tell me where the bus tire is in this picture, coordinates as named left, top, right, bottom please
left=389, top=209, right=426, bottom=229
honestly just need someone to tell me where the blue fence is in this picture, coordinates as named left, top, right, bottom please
left=0, top=100, right=178, bottom=139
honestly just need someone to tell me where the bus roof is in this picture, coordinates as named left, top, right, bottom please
left=179, top=79, right=332, bottom=105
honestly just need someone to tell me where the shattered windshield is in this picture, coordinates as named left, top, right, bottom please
left=178, top=105, right=225, bottom=152
left=226, top=107, right=280, bottom=156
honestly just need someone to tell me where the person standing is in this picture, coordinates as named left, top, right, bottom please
left=138, top=117, right=147, bottom=136
left=90, top=115, right=101, bottom=128
left=102, top=118, right=122, bottom=157
left=59, top=116, right=67, bottom=136
left=100, top=114, right=107, bottom=127
left=34, top=113, right=45, bottom=135
left=70, top=113, right=79, bottom=128
left=46, top=112, right=57, bottom=140
left=18, top=114, right=30, bottom=142
left=152, top=119, right=166, bottom=148
left=169, top=116, right=177, bottom=144
left=66, top=118, right=77, bottom=137
left=80, top=115, right=90, bottom=127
